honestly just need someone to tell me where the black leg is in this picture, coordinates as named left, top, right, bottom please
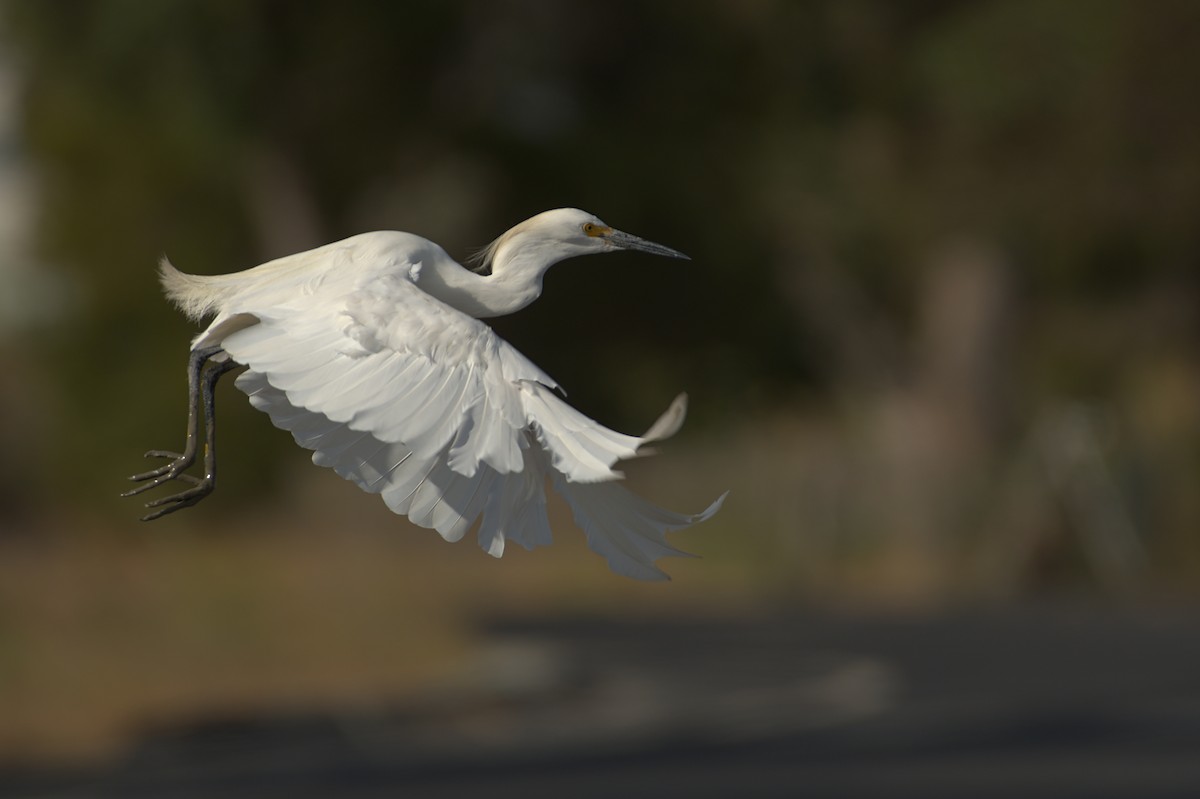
left=124, top=346, right=238, bottom=520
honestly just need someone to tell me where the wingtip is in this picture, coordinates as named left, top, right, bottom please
left=694, top=490, right=729, bottom=523
left=641, top=392, right=689, bottom=444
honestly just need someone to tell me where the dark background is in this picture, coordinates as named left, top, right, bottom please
left=1, top=1, right=1199, bottom=794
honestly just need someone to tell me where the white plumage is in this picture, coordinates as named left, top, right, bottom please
left=129, top=208, right=725, bottom=580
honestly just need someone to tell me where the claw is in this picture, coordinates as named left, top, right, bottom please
left=122, top=462, right=197, bottom=497
left=144, top=449, right=185, bottom=460
left=122, top=481, right=160, bottom=498
left=140, top=478, right=213, bottom=521
left=123, top=450, right=197, bottom=497
left=127, top=465, right=167, bottom=481
left=127, top=462, right=182, bottom=484
left=145, top=481, right=207, bottom=509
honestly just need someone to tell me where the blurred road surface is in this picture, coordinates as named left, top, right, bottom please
left=4, top=604, right=1200, bottom=798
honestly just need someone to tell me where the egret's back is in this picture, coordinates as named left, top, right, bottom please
left=161, top=232, right=440, bottom=322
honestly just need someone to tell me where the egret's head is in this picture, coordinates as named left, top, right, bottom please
left=472, top=208, right=689, bottom=275
left=551, top=208, right=690, bottom=260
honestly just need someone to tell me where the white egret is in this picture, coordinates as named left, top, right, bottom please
left=125, top=208, right=725, bottom=579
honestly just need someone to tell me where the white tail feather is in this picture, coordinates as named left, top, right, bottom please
left=159, top=257, right=235, bottom=321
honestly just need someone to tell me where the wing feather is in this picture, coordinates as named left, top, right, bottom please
left=520, top=383, right=645, bottom=481
left=554, top=478, right=728, bottom=581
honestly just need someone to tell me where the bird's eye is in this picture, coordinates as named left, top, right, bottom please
left=583, top=222, right=610, bottom=237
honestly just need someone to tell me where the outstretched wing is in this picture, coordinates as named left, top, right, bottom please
left=234, top=369, right=724, bottom=579
left=206, top=243, right=721, bottom=578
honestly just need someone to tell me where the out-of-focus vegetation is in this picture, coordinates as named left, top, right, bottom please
left=1, top=0, right=1199, bottom=762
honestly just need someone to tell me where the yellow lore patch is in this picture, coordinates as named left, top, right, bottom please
left=583, top=222, right=612, bottom=237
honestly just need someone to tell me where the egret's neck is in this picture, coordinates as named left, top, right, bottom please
left=420, top=245, right=558, bottom=319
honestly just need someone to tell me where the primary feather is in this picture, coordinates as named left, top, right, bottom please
left=161, top=209, right=724, bottom=579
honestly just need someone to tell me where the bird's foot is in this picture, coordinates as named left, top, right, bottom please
left=123, top=450, right=212, bottom=520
